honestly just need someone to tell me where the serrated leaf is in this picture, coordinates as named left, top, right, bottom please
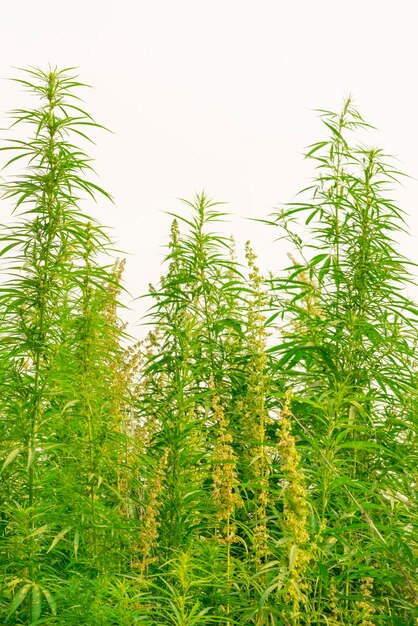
left=41, top=587, right=57, bottom=615
left=1, top=448, right=21, bottom=473
left=47, top=527, right=71, bottom=553
left=31, top=585, right=42, bottom=622
left=26, top=524, right=48, bottom=540
left=289, top=544, right=297, bottom=571
left=7, top=583, right=31, bottom=618
left=27, top=447, right=36, bottom=469
left=73, top=529, right=80, bottom=558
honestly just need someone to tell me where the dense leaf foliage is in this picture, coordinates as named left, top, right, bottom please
left=0, top=69, right=416, bottom=625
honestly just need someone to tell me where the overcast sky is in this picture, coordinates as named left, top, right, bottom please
left=1, top=1, right=418, bottom=328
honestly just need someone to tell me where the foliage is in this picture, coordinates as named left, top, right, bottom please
left=0, top=69, right=416, bottom=625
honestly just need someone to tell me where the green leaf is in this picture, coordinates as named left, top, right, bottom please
left=41, top=587, right=57, bottom=615
left=7, top=583, right=32, bottom=618
left=73, top=529, right=80, bottom=558
left=1, top=448, right=21, bottom=473
left=27, top=447, right=36, bottom=470
left=31, top=586, right=42, bottom=622
left=26, top=525, right=48, bottom=540
left=47, top=527, right=71, bottom=553
left=289, top=544, right=297, bottom=571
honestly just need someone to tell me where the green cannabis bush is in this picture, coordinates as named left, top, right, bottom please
left=0, top=68, right=416, bottom=625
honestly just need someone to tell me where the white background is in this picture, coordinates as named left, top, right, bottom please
left=1, top=1, right=418, bottom=329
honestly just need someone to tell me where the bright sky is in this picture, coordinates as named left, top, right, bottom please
left=1, top=1, right=418, bottom=327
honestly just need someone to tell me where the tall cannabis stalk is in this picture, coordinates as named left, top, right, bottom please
left=239, top=243, right=271, bottom=567
left=211, top=376, right=242, bottom=622
left=275, top=390, right=311, bottom=621
left=270, top=98, right=418, bottom=622
left=0, top=67, right=131, bottom=624
left=135, top=195, right=250, bottom=621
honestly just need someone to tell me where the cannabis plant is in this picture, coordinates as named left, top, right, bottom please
left=269, top=98, right=418, bottom=623
left=1, top=67, right=416, bottom=626
left=0, top=67, right=137, bottom=625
